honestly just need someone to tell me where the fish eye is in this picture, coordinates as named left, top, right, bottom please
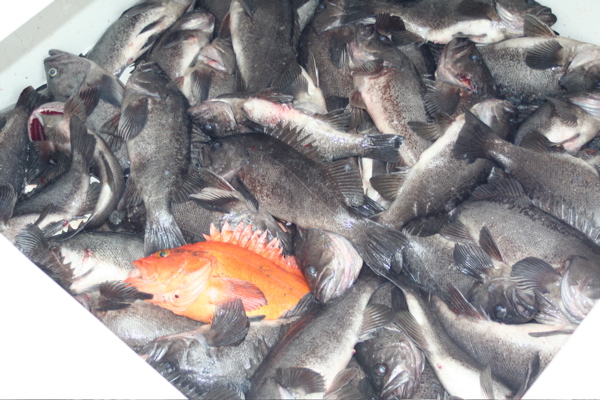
left=158, top=250, right=170, bottom=257
left=470, top=54, right=479, bottom=62
left=48, top=68, right=58, bottom=78
left=373, top=362, right=387, bottom=376
left=306, top=265, right=318, bottom=278
left=494, top=304, right=507, bottom=320
left=379, top=35, right=391, bottom=44
left=202, top=123, right=213, bottom=133
left=211, top=141, right=221, bottom=151
left=318, top=3, right=326, bottom=10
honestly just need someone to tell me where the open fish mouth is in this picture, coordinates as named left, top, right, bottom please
left=535, top=8, right=558, bottom=26
left=507, top=286, right=538, bottom=323
left=381, top=368, right=411, bottom=400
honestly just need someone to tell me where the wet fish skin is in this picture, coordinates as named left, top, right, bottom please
left=350, top=24, right=429, bottom=167
left=55, top=231, right=144, bottom=294
left=293, top=227, right=363, bottom=303
left=431, top=285, right=572, bottom=392
left=147, top=10, right=215, bottom=80
left=561, top=256, right=600, bottom=323
left=200, top=132, right=407, bottom=275
left=118, top=61, right=192, bottom=255
left=0, top=87, right=45, bottom=195
left=248, top=274, right=387, bottom=399
left=376, top=99, right=516, bottom=230
left=452, top=111, right=600, bottom=243
left=86, top=0, right=195, bottom=76
left=515, top=90, right=600, bottom=154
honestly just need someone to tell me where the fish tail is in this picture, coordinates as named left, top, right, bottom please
left=351, top=219, right=407, bottom=276
left=144, top=208, right=186, bottom=256
left=452, top=110, right=499, bottom=161
left=69, top=115, right=97, bottom=166
left=361, top=134, right=403, bottom=163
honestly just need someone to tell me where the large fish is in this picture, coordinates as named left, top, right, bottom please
left=199, top=130, right=407, bottom=275
left=375, top=99, right=516, bottom=231
left=85, top=0, right=195, bottom=76
left=350, top=23, right=429, bottom=167
left=125, top=222, right=310, bottom=323
left=248, top=273, right=391, bottom=399
left=340, top=0, right=556, bottom=44
left=116, top=61, right=196, bottom=255
left=453, top=111, right=600, bottom=245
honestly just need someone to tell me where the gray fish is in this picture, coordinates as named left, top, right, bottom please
left=116, top=62, right=197, bottom=255
left=44, top=50, right=125, bottom=134
left=350, top=24, right=429, bottom=167
left=452, top=111, right=600, bottom=245
left=432, top=284, right=572, bottom=393
left=560, top=256, right=600, bottom=323
left=248, top=273, right=391, bottom=399
left=56, top=230, right=144, bottom=294
left=242, top=97, right=403, bottom=162
left=476, top=15, right=600, bottom=103
left=293, top=227, right=363, bottom=303
left=26, top=99, right=125, bottom=231
left=514, top=89, right=600, bottom=154
left=0, top=87, right=45, bottom=196
left=341, top=0, right=556, bottom=44
left=85, top=0, right=195, bottom=76
left=391, top=278, right=514, bottom=399
left=375, top=99, right=516, bottom=231
left=199, top=130, right=407, bottom=276
left=146, top=10, right=215, bottom=80
left=355, top=323, right=425, bottom=399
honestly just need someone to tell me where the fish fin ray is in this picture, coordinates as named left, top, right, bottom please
left=478, top=226, right=504, bottom=262
left=144, top=213, right=186, bottom=255
left=370, top=170, right=408, bottom=201
left=206, top=298, right=250, bottom=347
left=409, top=121, right=441, bottom=141
left=480, top=364, right=494, bottom=400
left=523, top=14, right=556, bottom=37
left=439, top=220, right=473, bottom=242
left=117, top=96, right=148, bottom=140
left=95, top=280, right=153, bottom=311
left=190, top=188, right=241, bottom=213
left=0, top=185, right=17, bottom=223
left=452, top=110, right=497, bottom=160
left=325, top=368, right=357, bottom=397
left=510, top=257, right=560, bottom=292
left=453, top=243, right=493, bottom=282
left=313, top=108, right=351, bottom=131
left=402, top=213, right=453, bottom=237
left=446, top=284, right=485, bottom=320
left=275, top=367, right=326, bottom=395
left=472, top=178, right=527, bottom=202
left=525, top=39, right=564, bottom=70
left=358, top=303, right=393, bottom=341
left=323, top=158, right=364, bottom=207
left=362, top=134, right=403, bottom=162
left=455, top=0, right=494, bottom=21
left=519, top=130, right=565, bottom=152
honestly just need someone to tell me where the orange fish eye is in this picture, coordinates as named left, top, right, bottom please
left=157, top=250, right=170, bottom=257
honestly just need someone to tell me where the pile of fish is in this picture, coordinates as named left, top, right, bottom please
left=3, top=0, right=600, bottom=398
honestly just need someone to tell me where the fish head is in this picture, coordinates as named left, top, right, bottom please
left=469, top=277, right=538, bottom=323
left=496, top=0, right=557, bottom=29
left=472, top=99, right=518, bottom=139
left=435, top=38, right=492, bottom=94
left=44, top=50, right=91, bottom=102
left=199, top=137, right=250, bottom=180
left=351, top=23, right=394, bottom=67
left=178, top=9, right=215, bottom=33
left=188, top=100, right=237, bottom=137
left=312, top=0, right=345, bottom=33
left=198, top=38, right=237, bottom=74
left=28, top=102, right=69, bottom=143
left=294, top=228, right=363, bottom=303
left=356, top=328, right=424, bottom=400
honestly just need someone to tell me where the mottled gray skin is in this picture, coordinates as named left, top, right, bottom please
left=293, top=227, right=363, bottom=303
left=377, top=100, right=516, bottom=230
left=476, top=36, right=587, bottom=104
left=351, top=24, right=429, bottom=167
left=459, top=126, right=600, bottom=241
left=299, top=22, right=355, bottom=100
left=229, top=0, right=298, bottom=91
left=120, top=62, right=192, bottom=255
left=561, top=256, right=600, bottom=323
left=514, top=90, right=600, bottom=154
left=411, top=361, right=446, bottom=400
left=431, top=294, right=571, bottom=392
left=197, top=0, right=231, bottom=33
left=93, top=300, right=204, bottom=352
left=146, top=318, right=296, bottom=396
left=147, top=10, right=215, bottom=80
left=355, top=324, right=425, bottom=399
left=86, top=0, right=194, bottom=76
left=0, top=88, right=38, bottom=195
left=248, top=275, right=383, bottom=399
left=401, top=234, right=478, bottom=300
left=189, top=97, right=254, bottom=138
left=200, top=133, right=406, bottom=274
left=57, top=231, right=144, bottom=294
left=453, top=192, right=600, bottom=271
left=342, top=0, right=555, bottom=44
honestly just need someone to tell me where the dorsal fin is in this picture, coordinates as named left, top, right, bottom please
left=265, top=123, right=320, bottom=162
left=204, top=222, right=300, bottom=273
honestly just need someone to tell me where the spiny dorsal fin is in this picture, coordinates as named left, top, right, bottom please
left=204, top=222, right=299, bottom=273
left=266, top=122, right=320, bottom=161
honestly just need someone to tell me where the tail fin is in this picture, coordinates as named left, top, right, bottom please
left=451, top=110, right=498, bottom=161
left=350, top=219, right=407, bottom=276
left=361, top=134, right=403, bottom=162
left=144, top=208, right=186, bottom=255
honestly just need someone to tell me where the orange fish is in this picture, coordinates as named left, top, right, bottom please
left=124, top=222, right=310, bottom=323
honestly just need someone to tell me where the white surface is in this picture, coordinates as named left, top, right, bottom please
left=1, top=0, right=600, bottom=398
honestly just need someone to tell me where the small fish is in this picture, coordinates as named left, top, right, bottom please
left=125, top=222, right=310, bottom=323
